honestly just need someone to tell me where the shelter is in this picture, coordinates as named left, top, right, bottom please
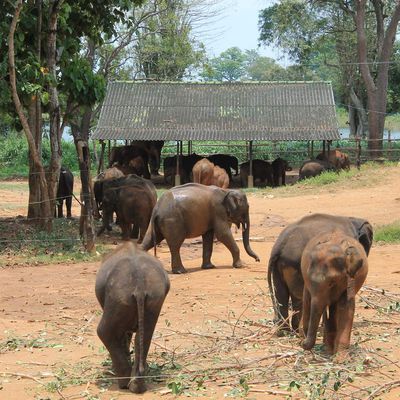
left=92, top=81, right=339, bottom=186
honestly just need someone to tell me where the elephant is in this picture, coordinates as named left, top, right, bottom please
left=316, top=149, right=351, bottom=171
left=94, top=167, right=125, bottom=214
left=301, top=231, right=368, bottom=354
left=240, top=159, right=273, bottom=187
left=271, top=157, right=292, bottom=187
left=56, top=166, right=74, bottom=218
left=97, top=174, right=157, bottom=241
left=96, top=242, right=170, bottom=393
left=130, top=141, right=164, bottom=175
left=207, top=154, right=239, bottom=181
left=109, top=145, right=151, bottom=179
left=114, top=156, right=147, bottom=177
left=192, top=158, right=230, bottom=189
left=163, top=153, right=203, bottom=185
left=298, top=159, right=335, bottom=181
left=142, top=183, right=260, bottom=274
left=267, top=213, right=373, bottom=334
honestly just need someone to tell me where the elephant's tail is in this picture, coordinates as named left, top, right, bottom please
left=267, top=251, right=280, bottom=321
left=136, top=293, right=146, bottom=379
left=152, top=214, right=158, bottom=257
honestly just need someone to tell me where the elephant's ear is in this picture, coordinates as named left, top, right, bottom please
left=345, top=246, right=364, bottom=278
left=223, top=191, right=238, bottom=217
left=350, top=218, right=373, bottom=255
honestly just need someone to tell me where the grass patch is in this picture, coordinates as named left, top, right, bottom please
left=0, top=218, right=103, bottom=267
left=374, top=221, right=400, bottom=243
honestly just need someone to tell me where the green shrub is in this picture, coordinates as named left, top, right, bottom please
left=375, top=222, right=400, bottom=243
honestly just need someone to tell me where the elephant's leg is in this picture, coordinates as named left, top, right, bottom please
left=201, top=230, right=215, bottom=269
left=291, top=295, right=303, bottom=333
left=323, top=304, right=337, bottom=354
left=120, top=220, right=132, bottom=241
left=57, top=201, right=63, bottom=218
left=97, top=314, right=133, bottom=389
left=129, top=302, right=163, bottom=394
left=130, top=223, right=140, bottom=240
left=165, top=235, right=186, bottom=274
left=215, top=227, right=241, bottom=268
left=66, top=196, right=72, bottom=218
left=333, top=293, right=355, bottom=354
left=302, top=288, right=311, bottom=337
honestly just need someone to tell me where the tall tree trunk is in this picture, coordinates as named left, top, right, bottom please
left=28, top=0, right=43, bottom=220
left=354, top=1, right=400, bottom=157
left=46, top=0, right=63, bottom=216
left=8, top=0, right=52, bottom=231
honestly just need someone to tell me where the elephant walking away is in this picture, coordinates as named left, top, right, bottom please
left=142, top=183, right=260, bottom=274
left=192, top=158, right=230, bottom=188
left=301, top=231, right=368, bottom=354
left=96, top=242, right=170, bottom=393
left=56, top=166, right=74, bottom=218
left=207, top=154, right=239, bottom=181
left=267, top=213, right=373, bottom=334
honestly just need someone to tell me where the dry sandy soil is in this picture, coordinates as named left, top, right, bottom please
left=0, top=166, right=400, bottom=400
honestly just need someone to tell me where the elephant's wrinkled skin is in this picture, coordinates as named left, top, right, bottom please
left=96, top=242, right=170, bottom=393
left=301, top=231, right=368, bottom=354
left=267, top=213, right=373, bottom=333
left=240, top=159, right=273, bottom=187
left=142, top=183, right=260, bottom=274
left=56, top=166, right=74, bottom=218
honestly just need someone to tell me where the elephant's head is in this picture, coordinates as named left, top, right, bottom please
left=223, top=191, right=260, bottom=262
left=349, top=218, right=373, bottom=255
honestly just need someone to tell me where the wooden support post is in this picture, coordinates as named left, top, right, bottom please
left=388, top=130, right=392, bottom=160
left=327, top=140, right=331, bottom=156
left=76, top=139, right=95, bottom=252
left=97, top=140, right=106, bottom=175
left=174, top=140, right=181, bottom=186
left=107, top=140, right=111, bottom=167
left=322, top=140, right=326, bottom=157
left=307, top=141, right=311, bottom=158
left=248, top=140, right=254, bottom=188
left=188, top=140, right=192, bottom=155
left=311, top=140, right=314, bottom=158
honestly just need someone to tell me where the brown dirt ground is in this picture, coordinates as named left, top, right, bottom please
left=1, top=167, right=400, bottom=399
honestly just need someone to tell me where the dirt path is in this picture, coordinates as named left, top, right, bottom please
left=0, top=167, right=400, bottom=399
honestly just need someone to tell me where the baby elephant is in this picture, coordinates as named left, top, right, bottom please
left=95, top=243, right=170, bottom=393
left=301, top=231, right=368, bottom=354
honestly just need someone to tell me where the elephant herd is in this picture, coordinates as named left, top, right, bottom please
left=94, top=176, right=372, bottom=393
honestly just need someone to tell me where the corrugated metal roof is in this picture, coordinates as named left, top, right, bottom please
left=92, top=81, right=339, bottom=141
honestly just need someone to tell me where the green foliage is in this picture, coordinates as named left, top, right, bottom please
left=374, top=222, right=400, bottom=243
left=135, top=0, right=205, bottom=80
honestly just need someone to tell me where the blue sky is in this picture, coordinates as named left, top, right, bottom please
left=198, top=0, right=283, bottom=60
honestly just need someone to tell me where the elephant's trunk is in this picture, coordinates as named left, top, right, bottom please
left=303, top=299, right=324, bottom=350
left=242, top=215, right=260, bottom=262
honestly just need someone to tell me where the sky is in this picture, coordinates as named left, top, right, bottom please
left=197, top=0, right=284, bottom=61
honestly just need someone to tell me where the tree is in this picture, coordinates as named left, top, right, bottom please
left=134, top=0, right=206, bottom=80
left=3, top=0, right=145, bottom=232
left=259, top=1, right=400, bottom=152
left=201, top=47, right=248, bottom=82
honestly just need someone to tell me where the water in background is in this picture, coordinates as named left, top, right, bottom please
left=339, top=128, right=400, bottom=140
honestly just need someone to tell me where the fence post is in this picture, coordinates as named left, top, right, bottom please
left=388, top=130, right=392, bottom=161
left=356, top=136, right=361, bottom=170
left=174, top=141, right=181, bottom=186
left=97, top=140, right=106, bottom=175
left=248, top=140, right=254, bottom=188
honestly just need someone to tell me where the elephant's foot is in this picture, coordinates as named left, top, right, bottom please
left=117, top=377, right=130, bottom=390
left=172, top=265, right=187, bottom=274
left=233, top=259, right=244, bottom=268
left=201, top=262, right=216, bottom=270
left=302, top=337, right=315, bottom=351
left=129, top=378, right=146, bottom=394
